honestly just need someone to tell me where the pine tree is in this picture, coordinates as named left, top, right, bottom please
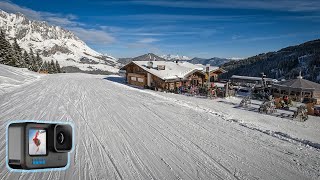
left=23, top=50, right=31, bottom=68
left=5, top=44, right=18, bottom=67
left=35, top=52, right=43, bottom=71
left=52, top=60, right=57, bottom=73
left=29, top=48, right=38, bottom=71
left=29, top=48, right=35, bottom=62
left=55, top=60, right=61, bottom=73
left=0, top=30, right=7, bottom=64
left=41, top=61, right=48, bottom=72
left=12, top=38, right=25, bottom=67
left=48, top=61, right=52, bottom=73
left=0, top=30, right=18, bottom=66
left=28, top=48, right=34, bottom=71
left=49, top=60, right=56, bottom=74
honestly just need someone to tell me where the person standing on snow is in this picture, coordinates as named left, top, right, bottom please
left=33, top=130, right=41, bottom=152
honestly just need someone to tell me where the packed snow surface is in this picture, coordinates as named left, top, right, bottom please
left=0, top=64, right=41, bottom=95
left=0, top=66, right=320, bottom=179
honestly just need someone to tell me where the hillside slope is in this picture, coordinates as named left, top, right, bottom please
left=0, top=64, right=41, bottom=95
left=220, top=39, right=320, bottom=82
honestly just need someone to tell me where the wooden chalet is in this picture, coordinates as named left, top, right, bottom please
left=198, top=64, right=227, bottom=82
left=272, top=74, right=320, bottom=103
left=230, top=75, right=277, bottom=87
left=120, top=61, right=225, bottom=91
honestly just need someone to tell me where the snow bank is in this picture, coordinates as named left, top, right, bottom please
left=0, top=64, right=42, bottom=95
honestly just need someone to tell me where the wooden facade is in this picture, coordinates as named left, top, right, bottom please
left=271, top=77, right=320, bottom=103
left=272, top=86, right=320, bottom=103
left=39, top=70, right=49, bottom=74
left=122, top=62, right=206, bottom=91
left=209, top=70, right=224, bottom=82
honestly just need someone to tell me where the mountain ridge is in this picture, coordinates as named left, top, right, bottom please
left=189, top=57, right=234, bottom=67
left=220, top=39, right=320, bottom=83
left=118, top=53, right=168, bottom=65
left=161, top=54, right=190, bottom=60
left=0, top=9, right=119, bottom=73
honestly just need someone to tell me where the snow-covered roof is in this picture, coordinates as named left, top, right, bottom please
left=214, top=82, right=225, bottom=88
left=194, top=64, right=220, bottom=72
left=273, top=77, right=320, bottom=91
left=231, top=75, right=275, bottom=81
left=130, top=61, right=204, bottom=80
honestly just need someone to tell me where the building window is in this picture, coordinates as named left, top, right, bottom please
left=131, top=77, right=137, bottom=81
left=137, top=78, right=144, bottom=82
left=192, top=79, right=198, bottom=85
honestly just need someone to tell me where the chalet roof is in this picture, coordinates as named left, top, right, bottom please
left=273, top=77, right=320, bottom=91
left=130, top=61, right=204, bottom=80
left=121, top=61, right=226, bottom=81
left=193, top=64, right=224, bottom=73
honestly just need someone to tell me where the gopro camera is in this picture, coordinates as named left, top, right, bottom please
left=7, top=122, right=73, bottom=170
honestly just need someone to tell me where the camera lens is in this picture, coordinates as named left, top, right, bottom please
left=57, top=132, right=65, bottom=145
left=54, top=124, right=72, bottom=152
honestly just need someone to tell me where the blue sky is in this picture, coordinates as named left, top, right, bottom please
left=1, top=0, right=320, bottom=58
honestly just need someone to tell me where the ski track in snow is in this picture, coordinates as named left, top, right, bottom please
left=0, top=73, right=320, bottom=180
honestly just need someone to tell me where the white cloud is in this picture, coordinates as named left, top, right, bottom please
left=0, top=1, right=115, bottom=45
left=126, top=38, right=160, bottom=50
left=0, top=1, right=80, bottom=26
left=116, top=14, right=252, bottom=21
left=130, top=0, right=320, bottom=12
left=68, top=27, right=115, bottom=44
left=138, top=38, right=160, bottom=43
left=231, top=35, right=242, bottom=40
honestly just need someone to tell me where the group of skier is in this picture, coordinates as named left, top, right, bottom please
left=174, top=83, right=222, bottom=98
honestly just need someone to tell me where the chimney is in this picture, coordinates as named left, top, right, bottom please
left=157, top=65, right=165, bottom=70
left=147, top=61, right=153, bottom=68
left=297, top=71, right=303, bottom=79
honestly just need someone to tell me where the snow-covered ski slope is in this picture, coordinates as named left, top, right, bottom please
left=0, top=64, right=42, bottom=95
left=0, top=70, right=320, bottom=179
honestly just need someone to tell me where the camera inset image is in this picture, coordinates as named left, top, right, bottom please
left=7, top=121, right=74, bottom=170
left=29, top=129, right=47, bottom=155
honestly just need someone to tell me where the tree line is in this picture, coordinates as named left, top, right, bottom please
left=220, top=39, right=320, bottom=83
left=0, top=29, right=61, bottom=73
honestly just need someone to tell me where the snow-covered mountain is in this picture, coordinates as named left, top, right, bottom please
left=0, top=10, right=119, bottom=73
left=190, top=57, right=233, bottom=67
left=161, top=54, right=190, bottom=61
left=220, top=39, right=320, bottom=82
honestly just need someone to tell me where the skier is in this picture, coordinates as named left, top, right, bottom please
left=33, top=130, right=41, bottom=152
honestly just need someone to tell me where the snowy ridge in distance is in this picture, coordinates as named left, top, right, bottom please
left=0, top=10, right=119, bottom=73
left=161, top=54, right=191, bottom=61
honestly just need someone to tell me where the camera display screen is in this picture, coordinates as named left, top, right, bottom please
left=29, top=129, right=47, bottom=155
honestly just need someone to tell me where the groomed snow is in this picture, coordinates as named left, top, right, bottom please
left=0, top=70, right=319, bottom=179
left=0, top=64, right=42, bottom=95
